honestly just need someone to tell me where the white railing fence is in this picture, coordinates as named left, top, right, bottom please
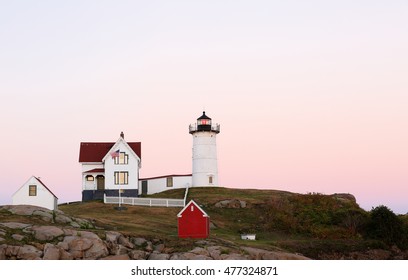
left=104, top=187, right=190, bottom=208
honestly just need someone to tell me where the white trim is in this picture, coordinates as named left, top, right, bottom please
left=177, top=200, right=209, bottom=218
left=101, top=137, right=141, bottom=164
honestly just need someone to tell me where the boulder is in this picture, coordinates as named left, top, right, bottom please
left=55, top=214, right=72, bottom=224
left=43, top=243, right=61, bottom=260
left=118, top=235, right=134, bottom=249
left=153, top=244, right=165, bottom=253
left=83, top=239, right=109, bottom=259
left=11, top=234, right=25, bottom=241
left=0, top=237, right=5, bottom=243
left=129, top=250, right=148, bottom=260
left=215, top=199, right=246, bottom=208
left=106, top=231, right=122, bottom=243
left=17, top=245, right=43, bottom=260
left=32, top=226, right=64, bottom=241
left=189, top=247, right=210, bottom=257
left=0, top=222, right=31, bottom=229
left=132, top=237, right=147, bottom=246
left=32, top=210, right=53, bottom=222
left=241, top=247, right=309, bottom=260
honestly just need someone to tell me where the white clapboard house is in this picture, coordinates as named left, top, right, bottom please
left=12, top=176, right=58, bottom=211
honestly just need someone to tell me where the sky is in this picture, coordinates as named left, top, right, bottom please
left=0, top=1, right=407, bottom=213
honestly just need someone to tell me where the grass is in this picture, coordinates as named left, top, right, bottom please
left=3, top=187, right=382, bottom=258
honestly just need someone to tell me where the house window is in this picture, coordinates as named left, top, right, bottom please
left=29, top=185, right=37, bottom=196
left=166, top=177, right=173, bottom=187
left=115, top=152, right=129, bottom=165
left=114, top=172, right=129, bottom=185
left=209, top=176, right=213, bottom=184
left=86, top=175, right=94, bottom=181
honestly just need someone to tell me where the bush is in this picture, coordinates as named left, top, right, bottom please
left=365, top=205, right=408, bottom=249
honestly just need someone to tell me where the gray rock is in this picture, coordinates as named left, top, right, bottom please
left=181, top=252, right=212, bottom=260
left=190, top=247, right=210, bottom=257
left=131, top=237, right=147, bottom=246
left=17, top=245, right=43, bottom=260
left=0, top=222, right=31, bottom=229
left=83, top=239, right=109, bottom=259
left=55, top=214, right=72, bottom=224
left=3, top=205, right=48, bottom=215
left=0, top=237, right=5, bottom=243
left=118, top=235, right=134, bottom=249
left=77, top=231, right=100, bottom=240
left=60, top=250, right=74, bottom=260
left=0, top=230, right=6, bottom=236
left=11, top=234, right=25, bottom=241
left=145, top=241, right=153, bottom=252
left=207, top=246, right=222, bottom=259
left=62, top=228, right=77, bottom=236
left=129, top=250, right=148, bottom=260
left=241, top=247, right=309, bottom=260
left=153, top=244, right=165, bottom=253
left=215, top=199, right=246, bottom=208
left=106, top=231, right=122, bottom=243
left=70, top=222, right=80, bottom=228
left=43, top=243, right=61, bottom=260
left=5, top=245, right=20, bottom=257
left=148, top=253, right=170, bottom=260
left=32, top=210, right=53, bottom=222
left=32, top=226, right=64, bottom=241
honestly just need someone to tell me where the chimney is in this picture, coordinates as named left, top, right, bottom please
left=120, top=131, right=124, bottom=139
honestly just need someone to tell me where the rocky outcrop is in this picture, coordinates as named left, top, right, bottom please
left=0, top=204, right=312, bottom=260
left=215, top=199, right=247, bottom=208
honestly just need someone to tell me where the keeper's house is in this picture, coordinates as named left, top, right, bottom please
left=79, top=132, right=141, bottom=201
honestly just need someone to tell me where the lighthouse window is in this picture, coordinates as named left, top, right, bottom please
left=166, top=177, right=173, bottom=187
left=198, top=119, right=210, bottom=125
left=209, top=176, right=213, bottom=184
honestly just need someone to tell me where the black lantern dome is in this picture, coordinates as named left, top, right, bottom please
left=189, top=111, right=220, bottom=134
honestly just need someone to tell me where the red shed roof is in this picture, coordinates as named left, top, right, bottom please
left=79, top=142, right=141, bottom=163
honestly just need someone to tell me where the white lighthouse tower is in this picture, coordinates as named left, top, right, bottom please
left=189, top=111, right=220, bottom=187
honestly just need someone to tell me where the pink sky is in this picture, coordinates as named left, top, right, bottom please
left=0, top=1, right=407, bottom=213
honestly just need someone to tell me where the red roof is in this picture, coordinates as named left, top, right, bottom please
left=79, top=142, right=141, bottom=163
left=83, top=168, right=105, bottom=173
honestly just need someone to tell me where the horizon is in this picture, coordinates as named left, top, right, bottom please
left=1, top=1, right=407, bottom=214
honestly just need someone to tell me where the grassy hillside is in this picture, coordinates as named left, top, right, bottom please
left=60, top=187, right=392, bottom=258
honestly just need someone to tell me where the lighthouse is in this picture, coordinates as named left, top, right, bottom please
left=189, top=111, right=220, bottom=187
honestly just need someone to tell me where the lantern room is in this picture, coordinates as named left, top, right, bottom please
left=189, top=111, right=220, bottom=134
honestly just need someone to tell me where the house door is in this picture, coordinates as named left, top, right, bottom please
left=96, top=175, right=105, bottom=190
left=142, top=181, right=148, bottom=195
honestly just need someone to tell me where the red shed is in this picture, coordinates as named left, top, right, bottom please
left=177, top=200, right=210, bottom=238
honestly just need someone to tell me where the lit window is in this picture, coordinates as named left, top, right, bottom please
left=167, top=177, right=173, bottom=187
left=114, top=172, right=128, bottom=185
left=114, top=152, right=129, bottom=165
left=29, top=185, right=37, bottom=196
left=86, top=175, right=94, bottom=181
left=191, top=205, right=194, bottom=211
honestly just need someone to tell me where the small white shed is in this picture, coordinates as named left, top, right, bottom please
left=12, top=176, right=58, bottom=211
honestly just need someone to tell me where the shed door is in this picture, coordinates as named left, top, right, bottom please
left=142, top=181, right=148, bottom=195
